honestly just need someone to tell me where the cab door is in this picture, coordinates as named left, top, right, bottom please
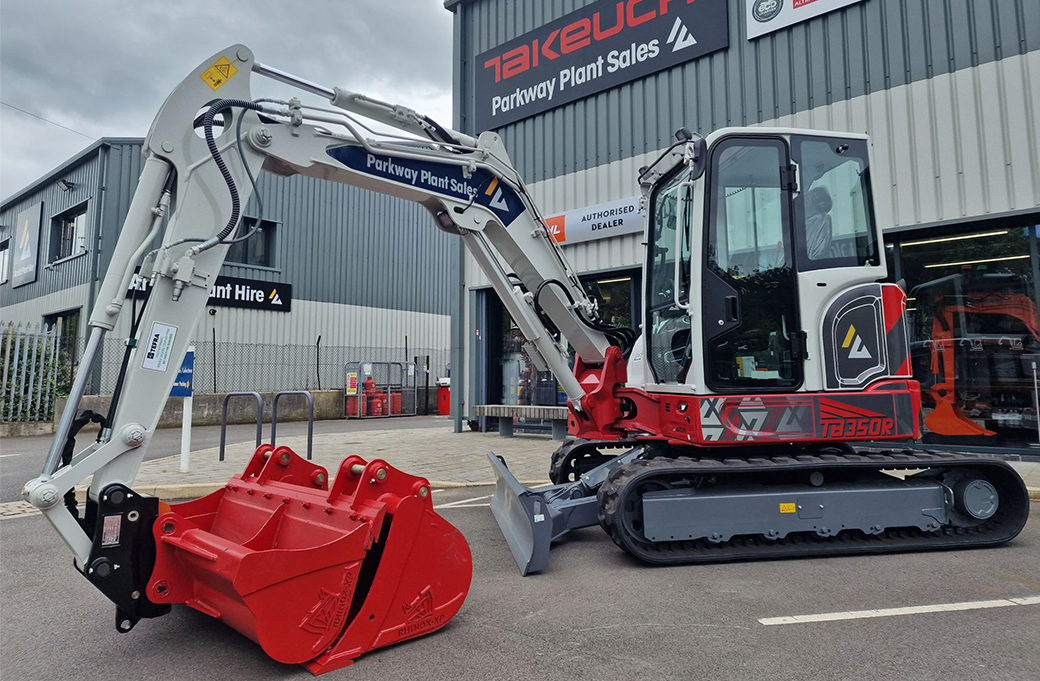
left=702, top=137, right=803, bottom=393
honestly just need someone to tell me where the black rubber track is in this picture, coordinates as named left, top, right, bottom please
left=549, top=439, right=635, bottom=484
left=597, top=450, right=1030, bottom=565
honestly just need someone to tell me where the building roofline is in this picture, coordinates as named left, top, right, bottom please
left=1, top=137, right=144, bottom=212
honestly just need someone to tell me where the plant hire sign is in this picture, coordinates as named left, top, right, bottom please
left=474, top=0, right=729, bottom=130
left=128, top=273, right=292, bottom=312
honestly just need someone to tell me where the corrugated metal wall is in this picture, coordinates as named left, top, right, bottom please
left=452, top=0, right=1040, bottom=413
left=99, top=142, right=454, bottom=316
left=452, top=0, right=1040, bottom=184
left=4, top=138, right=455, bottom=360
left=464, top=49, right=1040, bottom=288
left=0, top=147, right=101, bottom=309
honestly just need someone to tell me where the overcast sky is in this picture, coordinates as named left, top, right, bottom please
left=0, top=0, right=455, bottom=201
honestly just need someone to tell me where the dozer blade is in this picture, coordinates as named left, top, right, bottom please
left=146, top=445, right=472, bottom=675
left=488, top=453, right=557, bottom=576
left=487, top=450, right=641, bottom=575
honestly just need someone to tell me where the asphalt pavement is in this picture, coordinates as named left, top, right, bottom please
left=0, top=416, right=450, bottom=502
left=2, top=487, right=1037, bottom=681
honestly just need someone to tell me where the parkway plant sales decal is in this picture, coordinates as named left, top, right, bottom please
left=474, top=0, right=729, bottom=131
left=746, top=0, right=865, bottom=40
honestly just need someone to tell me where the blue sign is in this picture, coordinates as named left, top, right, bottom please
left=326, top=146, right=527, bottom=226
left=170, top=350, right=194, bottom=397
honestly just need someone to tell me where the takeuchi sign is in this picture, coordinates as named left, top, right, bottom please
left=474, top=0, right=729, bottom=130
left=545, top=196, right=643, bottom=245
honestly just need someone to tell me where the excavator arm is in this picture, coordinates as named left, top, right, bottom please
left=25, top=44, right=624, bottom=559
left=21, top=45, right=634, bottom=672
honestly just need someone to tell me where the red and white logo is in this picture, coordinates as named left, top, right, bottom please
left=545, top=215, right=567, bottom=243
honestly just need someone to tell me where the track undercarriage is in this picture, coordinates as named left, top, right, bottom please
left=489, top=440, right=1029, bottom=575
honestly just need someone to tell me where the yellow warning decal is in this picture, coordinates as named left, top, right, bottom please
left=200, top=56, right=238, bottom=91
left=779, top=503, right=797, bottom=514
left=841, top=324, right=857, bottom=349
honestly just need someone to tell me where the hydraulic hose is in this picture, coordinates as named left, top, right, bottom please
left=187, top=99, right=268, bottom=254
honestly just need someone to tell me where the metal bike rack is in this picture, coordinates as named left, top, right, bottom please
left=271, top=390, right=314, bottom=460
left=219, top=391, right=264, bottom=462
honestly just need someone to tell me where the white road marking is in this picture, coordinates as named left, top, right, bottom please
left=0, top=453, right=25, bottom=458
left=434, top=494, right=492, bottom=509
left=759, top=596, right=1040, bottom=626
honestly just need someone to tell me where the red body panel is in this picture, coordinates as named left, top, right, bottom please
left=569, top=346, right=921, bottom=445
left=147, top=445, right=471, bottom=674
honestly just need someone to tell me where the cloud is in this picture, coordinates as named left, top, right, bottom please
left=0, top=0, right=454, bottom=200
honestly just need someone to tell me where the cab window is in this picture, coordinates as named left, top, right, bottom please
left=793, top=138, right=878, bottom=270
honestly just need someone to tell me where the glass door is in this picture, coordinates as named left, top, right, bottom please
left=703, top=137, right=802, bottom=392
left=644, top=170, right=693, bottom=384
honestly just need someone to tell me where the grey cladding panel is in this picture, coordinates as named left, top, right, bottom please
left=8, top=140, right=453, bottom=317
left=453, top=0, right=1040, bottom=183
left=0, top=147, right=101, bottom=308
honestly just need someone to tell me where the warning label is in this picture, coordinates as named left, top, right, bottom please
left=101, top=514, right=122, bottom=547
left=200, top=56, right=238, bottom=91
left=141, top=322, right=178, bottom=372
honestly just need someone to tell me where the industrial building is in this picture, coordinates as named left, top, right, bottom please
left=446, top=0, right=1040, bottom=453
left=0, top=138, right=455, bottom=393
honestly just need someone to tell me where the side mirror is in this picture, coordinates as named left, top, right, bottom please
left=688, top=135, right=707, bottom=180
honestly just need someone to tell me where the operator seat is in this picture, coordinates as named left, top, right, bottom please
left=804, top=185, right=834, bottom=260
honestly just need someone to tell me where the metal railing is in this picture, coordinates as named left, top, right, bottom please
left=271, top=390, right=314, bottom=460
left=1, top=320, right=65, bottom=422
left=219, top=391, right=264, bottom=461
left=6, top=334, right=448, bottom=398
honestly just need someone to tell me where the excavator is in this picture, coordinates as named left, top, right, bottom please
left=21, top=45, right=1030, bottom=672
left=910, top=272, right=1040, bottom=437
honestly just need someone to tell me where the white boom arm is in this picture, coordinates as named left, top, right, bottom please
left=24, top=45, right=619, bottom=564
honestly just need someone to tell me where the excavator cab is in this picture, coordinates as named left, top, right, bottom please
left=640, top=128, right=887, bottom=399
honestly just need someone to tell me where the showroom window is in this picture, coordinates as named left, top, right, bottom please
left=482, top=270, right=640, bottom=431
left=893, top=223, right=1040, bottom=451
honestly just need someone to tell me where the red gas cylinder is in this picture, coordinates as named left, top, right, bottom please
left=371, top=397, right=384, bottom=416
left=437, top=379, right=451, bottom=416
left=363, top=376, right=379, bottom=416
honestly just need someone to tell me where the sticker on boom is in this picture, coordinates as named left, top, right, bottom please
left=200, top=56, right=238, bottom=91
left=779, top=503, right=796, bottom=514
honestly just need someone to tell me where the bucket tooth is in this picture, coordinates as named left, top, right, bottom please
left=147, top=446, right=472, bottom=674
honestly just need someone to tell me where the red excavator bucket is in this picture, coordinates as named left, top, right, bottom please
left=145, top=444, right=471, bottom=674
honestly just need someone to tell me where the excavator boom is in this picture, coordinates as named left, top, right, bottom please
left=20, top=45, right=627, bottom=673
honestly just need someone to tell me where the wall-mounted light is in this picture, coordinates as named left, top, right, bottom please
left=56, top=179, right=76, bottom=191
left=924, top=254, right=1029, bottom=269
left=901, top=230, right=1008, bottom=248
